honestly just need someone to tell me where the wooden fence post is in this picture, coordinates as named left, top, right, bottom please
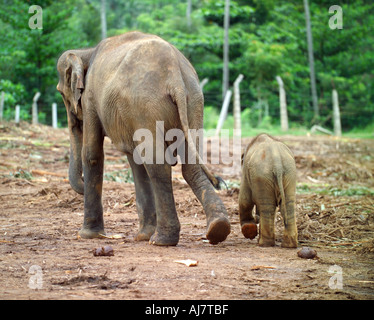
left=215, top=89, right=232, bottom=137
left=332, top=89, right=342, bottom=137
left=276, top=76, right=289, bottom=132
left=233, top=74, right=244, bottom=137
left=32, top=92, right=41, bottom=125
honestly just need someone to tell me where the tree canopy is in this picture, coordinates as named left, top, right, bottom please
left=0, top=0, right=373, bottom=132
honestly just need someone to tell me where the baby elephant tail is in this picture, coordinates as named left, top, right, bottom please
left=275, top=171, right=288, bottom=227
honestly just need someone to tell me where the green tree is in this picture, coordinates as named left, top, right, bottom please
left=0, top=0, right=372, bottom=131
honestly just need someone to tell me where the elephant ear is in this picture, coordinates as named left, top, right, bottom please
left=65, top=53, right=84, bottom=115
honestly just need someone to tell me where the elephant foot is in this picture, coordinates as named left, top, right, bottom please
left=282, top=234, right=298, bottom=248
left=241, top=222, right=258, bottom=240
left=135, top=226, right=156, bottom=241
left=78, top=227, right=105, bottom=239
left=149, top=230, right=179, bottom=246
left=206, top=217, right=231, bottom=245
left=258, top=237, right=275, bottom=247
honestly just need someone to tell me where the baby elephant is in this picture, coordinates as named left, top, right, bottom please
left=239, top=134, right=298, bottom=248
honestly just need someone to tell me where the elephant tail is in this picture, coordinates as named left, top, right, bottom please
left=171, top=87, right=223, bottom=190
left=275, top=170, right=288, bottom=227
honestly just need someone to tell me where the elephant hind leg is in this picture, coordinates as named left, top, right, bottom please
left=206, top=217, right=231, bottom=245
left=144, top=163, right=180, bottom=246
left=182, top=163, right=230, bottom=245
left=241, top=223, right=257, bottom=240
left=258, top=202, right=277, bottom=247
left=281, top=199, right=298, bottom=248
left=127, top=155, right=156, bottom=241
left=239, top=177, right=257, bottom=240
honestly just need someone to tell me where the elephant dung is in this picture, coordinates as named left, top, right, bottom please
left=297, top=247, right=317, bottom=259
left=93, top=245, right=114, bottom=257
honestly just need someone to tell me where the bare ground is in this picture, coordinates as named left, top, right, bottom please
left=0, top=122, right=373, bottom=300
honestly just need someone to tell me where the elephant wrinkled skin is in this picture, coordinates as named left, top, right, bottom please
left=239, top=134, right=298, bottom=248
left=56, top=31, right=230, bottom=246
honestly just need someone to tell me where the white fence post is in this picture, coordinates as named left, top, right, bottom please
left=215, top=89, right=232, bottom=137
left=0, top=91, right=4, bottom=121
left=15, top=105, right=20, bottom=124
left=32, top=92, right=41, bottom=125
left=199, top=78, right=209, bottom=90
left=52, top=103, right=58, bottom=128
left=233, top=74, right=244, bottom=137
left=332, top=89, right=342, bottom=137
left=276, top=76, right=289, bottom=132
left=311, top=125, right=333, bottom=135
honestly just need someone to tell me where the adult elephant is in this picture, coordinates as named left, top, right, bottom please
left=56, top=31, right=230, bottom=246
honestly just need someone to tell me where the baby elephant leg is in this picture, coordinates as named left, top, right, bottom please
left=258, top=202, right=277, bottom=247
left=239, top=178, right=257, bottom=240
left=281, top=199, right=298, bottom=248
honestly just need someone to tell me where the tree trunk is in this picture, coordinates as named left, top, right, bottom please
left=257, top=99, right=263, bottom=127
left=332, top=89, right=342, bottom=137
left=186, top=0, right=192, bottom=30
left=276, top=76, right=289, bottom=132
left=101, top=0, right=107, bottom=40
left=222, top=0, right=230, bottom=100
left=303, top=0, right=319, bottom=120
left=264, top=99, right=269, bottom=118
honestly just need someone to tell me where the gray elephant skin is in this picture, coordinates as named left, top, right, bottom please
left=56, top=31, right=230, bottom=246
left=239, top=134, right=298, bottom=248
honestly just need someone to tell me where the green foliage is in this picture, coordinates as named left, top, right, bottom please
left=203, top=106, right=219, bottom=130
left=0, top=0, right=92, bottom=125
left=203, top=105, right=308, bottom=137
left=10, top=168, right=33, bottom=181
left=0, top=80, right=25, bottom=108
left=201, top=0, right=254, bottom=26
left=104, top=169, right=134, bottom=184
left=297, top=183, right=374, bottom=197
left=0, top=0, right=373, bottom=132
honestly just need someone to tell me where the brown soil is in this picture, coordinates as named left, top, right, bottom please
left=0, top=122, right=373, bottom=300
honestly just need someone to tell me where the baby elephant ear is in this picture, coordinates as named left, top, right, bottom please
left=66, top=53, right=85, bottom=115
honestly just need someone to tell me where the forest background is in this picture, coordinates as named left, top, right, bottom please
left=0, top=0, right=373, bottom=137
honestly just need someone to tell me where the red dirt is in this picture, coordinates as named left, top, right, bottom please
left=0, top=122, right=373, bottom=300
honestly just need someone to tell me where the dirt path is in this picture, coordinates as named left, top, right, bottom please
left=0, top=122, right=373, bottom=300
